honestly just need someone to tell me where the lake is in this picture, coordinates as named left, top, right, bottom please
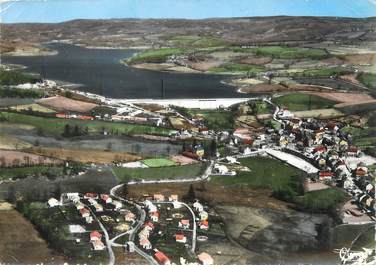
left=1, top=43, right=245, bottom=99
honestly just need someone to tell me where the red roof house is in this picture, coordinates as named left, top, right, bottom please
left=90, top=231, right=102, bottom=241
left=154, top=251, right=171, bottom=265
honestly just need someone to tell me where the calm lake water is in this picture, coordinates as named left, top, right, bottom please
left=2, top=43, right=245, bottom=99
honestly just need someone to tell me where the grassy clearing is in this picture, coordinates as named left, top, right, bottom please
left=294, top=188, right=347, bottom=212
left=113, top=162, right=208, bottom=182
left=0, top=166, right=64, bottom=180
left=0, top=133, right=32, bottom=150
left=357, top=72, right=376, bottom=97
left=142, top=158, right=176, bottom=167
left=170, top=35, right=230, bottom=48
left=0, top=112, right=172, bottom=137
left=248, top=101, right=273, bottom=115
left=211, top=156, right=346, bottom=212
left=188, top=108, right=235, bottom=131
left=208, top=63, right=265, bottom=75
left=126, top=48, right=186, bottom=64
left=272, top=93, right=336, bottom=111
left=211, top=156, right=302, bottom=190
left=231, top=46, right=328, bottom=60
left=10, top=103, right=56, bottom=113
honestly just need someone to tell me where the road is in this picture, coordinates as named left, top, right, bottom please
left=82, top=202, right=115, bottom=265
left=180, top=202, right=197, bottom=252
left=157, top=201, right=197, bottom=252
left=110, top=184, right=156, bottom=265
left=123, top=161, right=214, bottom=186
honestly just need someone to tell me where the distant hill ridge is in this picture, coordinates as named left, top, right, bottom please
left=1, top=16, right=375, bottom=49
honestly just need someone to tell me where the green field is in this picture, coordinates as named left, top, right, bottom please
left=0, top=166, right=64, bottom=180
left=187, top=108, right=235, bottom=130
left=208, top=63, right=265, bottom=75
left=142, top=158, right=176, bottom=167
left=294, top=188, right=347, bottom=212
left=272, top=93, right=336, bottom=111
left=0, top=112, right=172, bottom=137
left=248, top=101, right=273, bottom=115
left=357, top=72, right=376, bottom=96
left=170, top=35, right=230, bottom=48
left=113, top=162, right=208, bottom=182
left=0, top=87, right=44, bottom=98
left=231, top=46, right=328, bottom=60
left=0, top=70, right=38, bottom=86
left=211, top=156, right=303, bottom=190
left=126, top=48, right=186, bottom=64
left=211, top=156, right=346, bottom=212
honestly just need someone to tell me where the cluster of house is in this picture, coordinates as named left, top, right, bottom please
left=111, top=110, right=164, bottom=127
left=275, top=111, right=375, bottom=217
left=137, top=194, right=213, bottom=265
left=47, top=192, right=126, bottom=251
left=193, top=201, right=210, bottom=231
left=55, top=113, right=95, bottom=120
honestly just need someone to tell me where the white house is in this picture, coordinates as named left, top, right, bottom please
left=193, top=201, right=204, bottom=212
left=47, top=198, right=61, bottom=208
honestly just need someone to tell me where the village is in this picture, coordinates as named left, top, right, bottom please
left=11, top=82, right=372, bottom=265
left=19, top=83, right=373, bottom=224
left=0, top=56, right=375, bottom=265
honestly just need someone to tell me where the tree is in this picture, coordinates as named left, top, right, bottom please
left=134, top=144, right=141, bottom=154
left=34, top=139, right=40, bottom=146
left=122, top=183, right=129, bottom=197
left=192, top=139, right=198, bottom=148
left=62, top=124, right=71, bottom=137
left=210, top=139, right=217, bottom=157
left=184, top=184, right=196, bottom=202
left=182, top=141, right=186, bottom=152
left=0, top=156, right=6, bottom=167
left=73, top=125, right=80, bottom=136
left=166, top=146, right=171, bottom=155
left=106, top=142, right=113, bottom=151
left=23, top=155, right=30, bottom=166
left=12, top=158, right=21, bottom=167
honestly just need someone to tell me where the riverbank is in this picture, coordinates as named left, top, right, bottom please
left=2, top=43, right=244, bottom=99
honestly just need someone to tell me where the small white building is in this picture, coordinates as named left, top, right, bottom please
left=193, top=201, right=204, bottom=212
left=47, top=198, right=61, bottom=208
left=69, top=224, right=86, bottom=233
